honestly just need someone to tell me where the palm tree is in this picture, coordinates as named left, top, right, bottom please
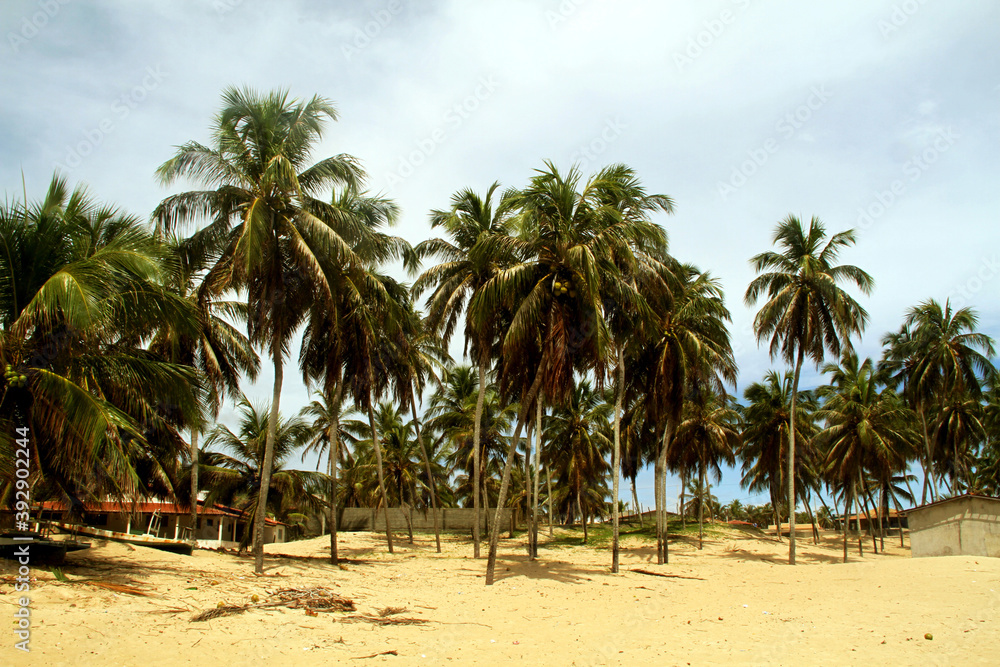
left=414, top=183, right=518, bottom=558
left=473, top=163, right=669, bottom=583
left=672, top=387, right=740, bottom=549
left=0, top=175, right=203, bottom=509
left=745, top=215, right=873, bottom=565
left=816, top=354, right=916, bottom=562
left=543, top=379, right=612, bottom=544
left=627, top=264, right=736, bottom=564
left=149, top=233, right=261, bottom=537
left=155, top=87, right=366, bottom=573
left=881, top=300, right=996, bottom=501
left=200, top=398, right=325, bottom=550
left=739, top=371, right=817, bottom=540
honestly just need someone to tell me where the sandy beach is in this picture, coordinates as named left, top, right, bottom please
left=3, top=526, right=998, bottom=666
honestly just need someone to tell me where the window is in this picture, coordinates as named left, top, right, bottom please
left=207, top=519, right=213, bottom=527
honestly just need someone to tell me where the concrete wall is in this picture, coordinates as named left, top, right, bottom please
left=338, top=508, right=512, bottom=532
left=908, top=496, right=1000, bottom=558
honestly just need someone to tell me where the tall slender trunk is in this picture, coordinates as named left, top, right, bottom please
left=771, top=488, right=782, bottom=542
left=189, top=429, right=199, bottom=543
left=654, top=455, right=663, bottom=563
left=472, top=356, right=488, bottom=558
left=253, top=342, right=284, bottom=574
left=611, top=354, right=624, bottom=572
left=410, top=386, right=441, bottom=553
left=698, top=464, right=705, bottom=550
left=531, top=400, right=542, bottom=558
left=328, top=380, right=344, bottom=565
left=918, top=407, right=936, bottom=504
left=854, top=477, right=863, bottom=557
left=861, top=475, right=879, bottom=554
left=787, top=346, right=804, bottom=565
left=368, top=398, right=394, bottom=554
left=679, top=467, right=687, bottom=529
left=547, top=468, right=554, bottom=537
left=631, top=478, right=643, bottom=528
left=891, top=493, right=906, bottom=548
left=842, top=484, right=850, bottom=563
left=804, top=491, right=819, bottom=545
left=656, top=421, right=674, bottom=564
left=577, top=487, right=586, bottom=544
left=485, top=369, right=543, bottom=585
left=524, top=409, right=534, bottom=557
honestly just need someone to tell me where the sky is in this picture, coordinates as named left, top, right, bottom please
left=2, top=0, right=998, bottom=511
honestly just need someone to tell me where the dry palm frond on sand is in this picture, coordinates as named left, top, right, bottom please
left=191, top=587, right=355, bottom=622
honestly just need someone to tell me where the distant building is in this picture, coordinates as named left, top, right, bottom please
left=35, top=500, right=287, bottom=549
left=906, top=495, right=1000, bottom=558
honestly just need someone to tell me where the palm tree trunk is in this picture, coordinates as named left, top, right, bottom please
left=918, top=407, right=936, bottom=504
left=804, top=492, right=819, bottom=545
left=368, top=398, right=394, bottom=554
left=524, top=409, right=534, bottom=557
left=679, top=467, right=687, bottom=529
left=328, top=380, right=344, bottom=565
left=472, top=356, right=488, bottom=558
left=787, top=346, right=804, bottom=565
left=891, top=493, right=906, bottom=548
left=861, top=476, right=879, bottom=554
left=189, top=429, right=199, bottom=542
left=253, top=342, right=283, bottom=574
left=698, top=464, right=705, bottom=550
left=531, top=400, right=542, bottom=558
left=577, top=488, right=586, bottom=544
left=485, top=369, right=543, bottom=585
left=656, top=421, right=674, bottom=564
left=842, top=484, right=849, bottom=563
left=771, top=488, right=782, bottom=542
left=547, top=467, right=554, bottom=537
left=611, top=353, right=624, bottom=573
left=631, top=477, right=643, bottom=528
left=410, top=386, right=441, bottom=553
left=854, top=477, right=864, bottom=557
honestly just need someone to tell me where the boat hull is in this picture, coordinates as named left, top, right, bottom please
left=45, top=522, right=193, bottom=556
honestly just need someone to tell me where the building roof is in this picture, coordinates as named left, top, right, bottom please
left=841, top=508, right=906, bottom=521
left=36, top=500, right=286, bottom=526
left=905, top=494, right=1000, bottom=515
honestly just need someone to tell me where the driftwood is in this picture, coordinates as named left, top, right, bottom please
left=630, top=568, right=706, bottom=581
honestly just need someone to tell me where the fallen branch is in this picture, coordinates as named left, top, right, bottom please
left=352, top=650, right=398, bottom=659
left=630, top=569, right=706, bottom=581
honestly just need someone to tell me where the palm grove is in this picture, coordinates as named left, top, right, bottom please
left=2, top=88, right=998, bottom=581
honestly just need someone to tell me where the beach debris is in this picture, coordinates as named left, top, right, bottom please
left=191, top=587, right=356, bottom=622
left=378, top=606, right=407, bottom=617
left=924, top=633, right=933, bottom=640
left=352, top=650, right=398, bottom=659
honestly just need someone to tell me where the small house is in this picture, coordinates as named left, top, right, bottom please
left=906, top=495, right=1000, bottom=558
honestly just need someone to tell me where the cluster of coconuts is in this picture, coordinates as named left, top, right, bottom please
left=4, top=365, right=26, bottom=388
left=552, top=278, right=577, bottom=298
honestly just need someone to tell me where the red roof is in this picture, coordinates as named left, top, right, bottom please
left=36, top=500, right=285, bottom=526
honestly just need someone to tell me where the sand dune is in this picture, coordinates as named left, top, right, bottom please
left=3, top=526, right=997, bottom=665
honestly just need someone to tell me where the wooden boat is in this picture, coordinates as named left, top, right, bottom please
left=0, top=531, right=91, bottom=564
left=45, top=522, right=193, bottom=556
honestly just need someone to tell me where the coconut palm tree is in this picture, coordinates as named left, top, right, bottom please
left=199, top=398, right=325, bottom=550
left=0, top=175, right=203, bottom=509
left=672, top=387, right=740, bottom=549
left=542, top=379, right=612, bottom=544
left=739, top=371, right=817, bottom=540
left=880, top=300, right=996, bottom=501
left=414, top=183, right=518, bottom=558
left=473, top=162, right=669, bottom=583
left=149, top=233, right=261, bottom=537
left=627, top=264, right=737, bottom=564
left=816, top=354, right=916, bottom=562
left=155, top=87, right=367, bottom=573
left=745, top=215, right=873, bottom=564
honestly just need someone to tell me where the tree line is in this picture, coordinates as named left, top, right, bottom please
left=1, top=87, right=996, bottom=583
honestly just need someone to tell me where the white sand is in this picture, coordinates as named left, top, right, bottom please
left=3, top=526, right=998, bottom=665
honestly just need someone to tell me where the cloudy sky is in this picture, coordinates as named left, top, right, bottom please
left=2, top=0, right=997, bottom=508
